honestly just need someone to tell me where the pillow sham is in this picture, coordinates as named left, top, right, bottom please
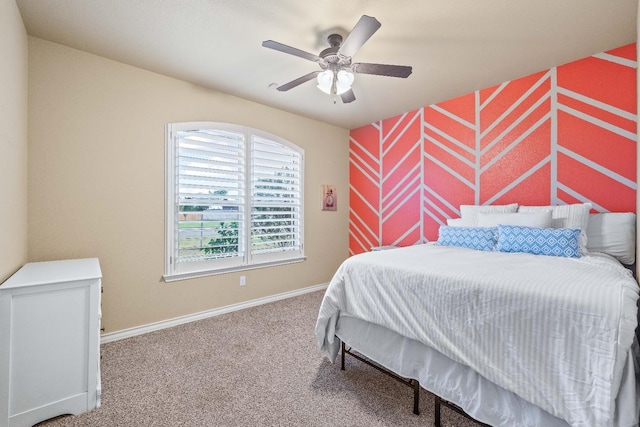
left=496, top=225, right=581, bottom=258
left=446, top=218, right=465, bottom=227
left=459, top=203, right=518, bottom=226
left=436, top=226, right=497, bottom=251
left=476, top=211, right=552, bottom=228
left=518, top=203, right=591, bottom=254
left=586, top=212, right=636, bottom=265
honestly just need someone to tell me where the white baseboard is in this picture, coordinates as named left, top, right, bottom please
left=100, top=282, right=328, bottom=344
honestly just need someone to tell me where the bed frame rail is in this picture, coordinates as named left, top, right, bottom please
left=434, top=396, right=492, bottom=427
left=341, top=341, right=420, bottom=415
left=340, top=340, right=491, bottom=426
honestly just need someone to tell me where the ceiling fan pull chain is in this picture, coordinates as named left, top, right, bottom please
left=330, top=68, right=338, bottom=97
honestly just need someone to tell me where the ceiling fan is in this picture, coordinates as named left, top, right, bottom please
left=262, top=15, right=412, bottom=104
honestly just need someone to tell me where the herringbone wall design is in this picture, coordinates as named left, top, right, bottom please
left=349, top=44, right=637, bottom=255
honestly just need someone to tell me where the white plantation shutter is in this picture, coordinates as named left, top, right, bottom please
left=165, top=122, right=304, bottom=281
left=175, top=127, right=245, bottom=266
left=251, top=135, right=302, bottom=261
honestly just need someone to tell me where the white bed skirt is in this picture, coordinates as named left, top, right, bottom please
left=335, top=315, right=640, bottom=427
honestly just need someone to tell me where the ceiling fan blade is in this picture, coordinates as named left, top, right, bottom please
left=262, top=40, right=321, bottom=62
left=340, top=89, right=356, bottom=104
left=276, top=71, right=320, bottom=91
left=338, top=15, right=381, bottom=58
left=353, top=62, right=413, bottom=78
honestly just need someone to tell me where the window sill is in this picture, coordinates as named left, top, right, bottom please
left=163, top=256, right=307, bottom=283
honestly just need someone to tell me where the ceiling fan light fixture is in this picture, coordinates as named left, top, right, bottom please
left=336, top=70, right=354, bottom=95
left=316, top=69, right=354, bottom=96
left=316, top=70, right=334, bottom=94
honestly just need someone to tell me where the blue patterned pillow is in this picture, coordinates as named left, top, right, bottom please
left=436, top=226, right=497, bottom=251
left=496, top=225, right=581, bottom=258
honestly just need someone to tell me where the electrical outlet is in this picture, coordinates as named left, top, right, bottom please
left=239, top=276, right=246, bottom=286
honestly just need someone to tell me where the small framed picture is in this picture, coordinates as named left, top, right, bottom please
left=322, top=185, right=337, bottom=211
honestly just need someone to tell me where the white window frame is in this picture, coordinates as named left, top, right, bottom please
left=164, top=122, right=305, bottom=282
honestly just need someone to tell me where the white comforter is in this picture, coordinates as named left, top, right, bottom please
left=316, top=244, right=639, bottom=427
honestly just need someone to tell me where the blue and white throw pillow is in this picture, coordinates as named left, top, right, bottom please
left=496, top=225, right=581, bottom=258
left=436, top=226, right=497, bottom=251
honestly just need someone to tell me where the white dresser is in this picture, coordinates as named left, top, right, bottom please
left=0, top=258, right=102, bottom=427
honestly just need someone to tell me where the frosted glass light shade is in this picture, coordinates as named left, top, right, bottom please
left=316, top=70, right=333, bottom=94
left=336, top=70, right=354, bottom=95
left=316, top=69, right=354, bottom=95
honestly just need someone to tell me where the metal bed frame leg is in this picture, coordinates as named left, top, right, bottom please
left=434, top=395, right=441, bottom=427
left=413, top=380, right=420, bottom=415
left=341, top=341, right=345, bottom=370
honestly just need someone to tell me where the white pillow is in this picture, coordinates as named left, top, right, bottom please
left=476, top=211, right=553, bottom=228
left=446, top=218, right=465, bottom=227
left=518, top=203, right=592, bottom=254
left=459, top=203, right=518, bottom=226
left=586, top=212, right=636, bottom=265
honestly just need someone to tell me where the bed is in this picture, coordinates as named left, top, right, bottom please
left=315, top=207, right=640, bottom=427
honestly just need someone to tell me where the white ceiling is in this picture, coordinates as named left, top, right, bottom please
left=16, top=0, right=638, bottom=129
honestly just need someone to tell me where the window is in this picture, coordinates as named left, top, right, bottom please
left=164, top=122, right=304, bottom=281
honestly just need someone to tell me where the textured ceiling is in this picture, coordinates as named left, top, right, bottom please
left=16, top=0, right=638, bottom=129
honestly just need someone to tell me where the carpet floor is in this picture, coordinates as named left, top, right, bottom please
left=36, top=290, right=479, bottom=427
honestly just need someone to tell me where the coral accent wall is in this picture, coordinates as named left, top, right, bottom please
left=349, top=44, right=637, bottom=255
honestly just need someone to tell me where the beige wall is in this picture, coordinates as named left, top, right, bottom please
left=0, top=0, right=28, bottom=283
left=27, top=37, right=350, bottom=333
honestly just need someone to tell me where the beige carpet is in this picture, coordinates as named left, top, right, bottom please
left=36, top=290, right=479, bottom=427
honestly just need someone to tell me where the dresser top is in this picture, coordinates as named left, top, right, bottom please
left=1, top=258, right=101, bottom=289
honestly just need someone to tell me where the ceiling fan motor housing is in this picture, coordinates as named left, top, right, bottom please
left=320, top=34, right=352, bottom=71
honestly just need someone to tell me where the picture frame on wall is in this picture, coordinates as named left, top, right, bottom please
left=322, top=185, right=337, bottom=211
